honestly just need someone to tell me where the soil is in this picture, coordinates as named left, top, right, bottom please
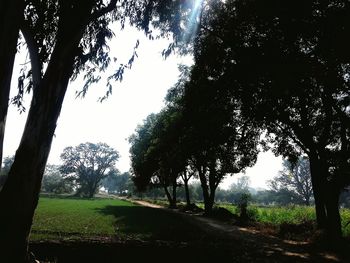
left=30, top=199, right=350, bottom=263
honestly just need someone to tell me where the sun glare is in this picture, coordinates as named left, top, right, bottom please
left=183, top=0, right=205, bottom=43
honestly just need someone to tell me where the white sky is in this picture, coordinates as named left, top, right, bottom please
left=3, top=25, right=283, bottom=189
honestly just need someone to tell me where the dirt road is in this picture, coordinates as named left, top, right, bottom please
left=131, top=199, right=349, bottom=263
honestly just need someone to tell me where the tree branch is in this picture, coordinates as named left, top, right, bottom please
left=91, top=0, right=118, bottom=20
left=20, top=18, right=42, bottom=90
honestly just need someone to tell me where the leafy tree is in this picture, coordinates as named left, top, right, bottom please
left=0, top=1, right=201, bottom=259
left=130, top=109, right=185, bottom=208
left=187, top=0, right=350, bottom=240
left=41, top=164, right=73, bottom=194
left=270, top=157, right=313, bottom=205
left=102, top=171, right=130, bottom=195
left=60, top=142, right=119, bottom=198
left=179, top=61, right=260, bottom=214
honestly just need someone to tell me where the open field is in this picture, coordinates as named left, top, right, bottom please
left=31, top=197, right=205, bottom=242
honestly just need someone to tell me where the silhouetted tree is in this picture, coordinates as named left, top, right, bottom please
left=130, top=108, right=186, bottom=208
left=187, top=0, right=350, bottom=240
left=60, top=142, right=119, bottom=198
left=0, top=1, right=201, bottom=259
left=0, top=0, right=23, bottom=169
left=179, top=62, right=260, bottom=214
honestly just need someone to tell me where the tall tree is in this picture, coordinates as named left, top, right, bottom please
left=0, top=1, right=200, bottom=260
left=188, top=0, right=350, bottom=240
left=60, top=142, right=119, bottom=198
left=0, top=0, right=24, bottom=169
left=179, top=64, right=260, bottom=214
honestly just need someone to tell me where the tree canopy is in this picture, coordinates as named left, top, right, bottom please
left=269, top=157, right=313, bottom=206
left=60, top=142, right=119, bottom=198
left=181, top=0, right=350, bottom=239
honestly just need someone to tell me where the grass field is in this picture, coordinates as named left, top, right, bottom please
left=31, top=197, right=204, bottom=241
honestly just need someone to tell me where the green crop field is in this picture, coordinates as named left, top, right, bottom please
left=217, top=203, right=350, bottom=237
left=31, top=197, right=204, bottom=241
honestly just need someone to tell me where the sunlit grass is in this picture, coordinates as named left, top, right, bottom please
left=31, top=198, right=126, bottom=240
left=216, top=203, right=350, bottom=236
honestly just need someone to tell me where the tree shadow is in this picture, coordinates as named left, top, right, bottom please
left=95, top=204, right=207, bottom=242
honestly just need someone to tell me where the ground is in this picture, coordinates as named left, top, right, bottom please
left=30, top=197, right=350, bottom=263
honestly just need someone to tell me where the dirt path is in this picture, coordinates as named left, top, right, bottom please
left=130, top=199, right=349, bottom=263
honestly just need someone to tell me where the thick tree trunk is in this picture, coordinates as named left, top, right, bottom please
left=309, top=155, right=342, bottom=241
left=325, top=184, right=342, bottom=242
left=197, top=166, right=213, bottom=214
left=0, top=2, right=94, bottom=261
left=309, top=156, right=327, bottom=229
left=0, top=0, right=23, bottom=169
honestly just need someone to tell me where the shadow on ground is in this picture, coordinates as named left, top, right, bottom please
left=30, top=203, right=350, bottom=263
left=95, top=205, right=207, bottom=241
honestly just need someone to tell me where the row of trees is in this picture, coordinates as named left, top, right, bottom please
left=129, top=65, right=260, bottom=211
left=130, top=0, right=350, bottom=243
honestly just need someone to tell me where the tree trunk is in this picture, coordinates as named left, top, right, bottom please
left=309, top=155, right=342, bottom=241
left=309, top=156, right=327, bottom=229
left=163, top=185, right=175, bottom=208
left=0, top=0, right=23, bottom=170
left=197, top=166, right=212, bottom=214
left=171, top=177, right=177, bottom=208
left=184, top=177, right=191, bottom=207
left=0, top=2, right=94, bottom=260
left=325, top=183, right=342, bottom=242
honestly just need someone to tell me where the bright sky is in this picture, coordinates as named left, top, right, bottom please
left=3, top=24, right=283, bottom=189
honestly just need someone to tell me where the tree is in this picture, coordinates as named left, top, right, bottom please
left=186, top=0, right=350, bottom=240
left=102, top=171, right=130, bottom=195
left=129, top=109, right=185, bottom=208
left=270, top=157, right=313, bottom=205
left=0, top=0, right=23, bottom=169
left=179, top=60, right=260, bottom=214
left=41, top=164, right=73, bottom=194
left=60, top=142, right=119, bottom=198
left=0, top=1, right=200, bottom=260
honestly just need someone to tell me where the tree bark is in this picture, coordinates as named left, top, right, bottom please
left=309, top=156, right=327, bottom=229
left=184, top=177, right=191, bottom=207
left=0, top=0, right=23, bottom=170
left=197, top=166, right=213, bottom=214
left=309, top=154, right=342, bottom=241
left=171, top=176, right=177, bottom=208
left=325, top=183, right=342, bottom=242
left=163, top=184, right=175, bottom=208
left=0, top=2, right=94, bottom=261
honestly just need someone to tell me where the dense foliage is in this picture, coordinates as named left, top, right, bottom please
left=60, top=142, right=119, bottom=198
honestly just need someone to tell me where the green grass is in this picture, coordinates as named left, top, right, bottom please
left=31, top=197, right=204, bottom=241
left=216, top=203, right=350, bottom=237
